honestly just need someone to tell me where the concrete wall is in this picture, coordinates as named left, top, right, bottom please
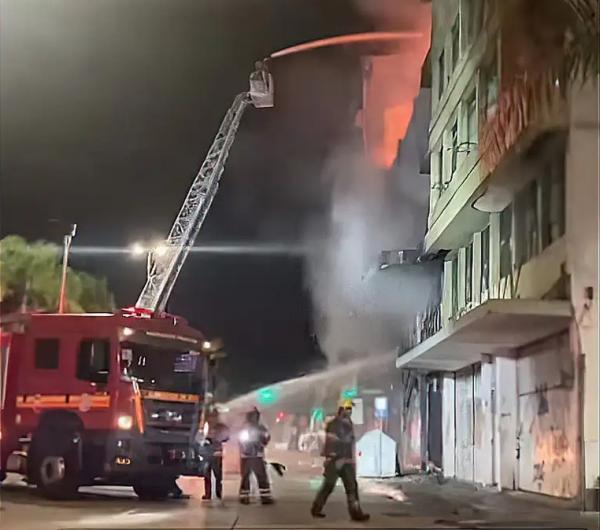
left=516, top=332, right=579, bottom=498
left=442, top=373, right=456, bottom=477
left=566, top=78, right=599, bottom=506
left=455, top=366, right=475, bottom=481
left=495, top=355, right=518, bottom=490
left=474, top=360, right=495, bottom=485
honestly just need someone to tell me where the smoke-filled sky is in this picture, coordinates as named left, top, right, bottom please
left=1, top=0, right=431, bottom=396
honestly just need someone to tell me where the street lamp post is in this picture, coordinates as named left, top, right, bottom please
left=58, top=224, right=77, bottom=314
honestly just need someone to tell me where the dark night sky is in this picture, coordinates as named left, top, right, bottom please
left=0, top=0, right=374, bottom=395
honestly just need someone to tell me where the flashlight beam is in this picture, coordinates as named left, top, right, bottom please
left=70, top=243, right=307, bottom=256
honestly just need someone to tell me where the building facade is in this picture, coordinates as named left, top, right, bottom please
left=396, top=0, right=598, bottom=509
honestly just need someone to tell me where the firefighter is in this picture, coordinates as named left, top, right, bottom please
left=238, top=407, right=273, bottom=504
left=310, top=399, right=370, bottom=521
left=202, top=408, right=230, bottom=500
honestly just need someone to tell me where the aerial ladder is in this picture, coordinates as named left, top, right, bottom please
left=135, top=61, right=274, bottom=312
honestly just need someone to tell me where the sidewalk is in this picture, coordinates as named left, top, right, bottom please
left=366, top=474, right=600, bottom=529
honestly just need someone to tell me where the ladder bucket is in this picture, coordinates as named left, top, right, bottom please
left=249, top=66, right=274, bottom=108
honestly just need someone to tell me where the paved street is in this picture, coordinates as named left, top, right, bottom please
left=2, top=461, right=598, bottom=530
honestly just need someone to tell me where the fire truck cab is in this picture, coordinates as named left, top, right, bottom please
left=0, top=308, right=211, bottom=499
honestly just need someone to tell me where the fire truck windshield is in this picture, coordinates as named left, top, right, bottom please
left=120, top=341, right=203, bottom=395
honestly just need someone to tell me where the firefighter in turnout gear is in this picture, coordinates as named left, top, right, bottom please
left=202, top=408, right=230, bottom=500
left=311, top=399, right=370, bottom=521
left=238, top=407, right=273, bottom=504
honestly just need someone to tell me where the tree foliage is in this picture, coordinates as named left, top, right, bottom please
left=0, top=235, right=115, bottom=313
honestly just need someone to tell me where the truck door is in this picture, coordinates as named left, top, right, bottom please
left=17, top=331, right=115, bottom=431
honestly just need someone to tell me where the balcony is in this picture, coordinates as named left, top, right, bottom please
left=396, top=298, right=571, bottom=372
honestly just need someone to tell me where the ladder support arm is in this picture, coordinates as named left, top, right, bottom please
left=136, top=92, right=251, bottom=312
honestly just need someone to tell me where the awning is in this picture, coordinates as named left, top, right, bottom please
left=396, top=299, right=571, bottom=371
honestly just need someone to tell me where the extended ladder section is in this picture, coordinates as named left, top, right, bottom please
left=136, top=63, right=273, bottom=312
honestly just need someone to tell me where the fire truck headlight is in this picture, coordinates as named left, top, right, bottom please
left=239, top=429, right=249, bottom=442
left=117, top=414, right=134, bottom=430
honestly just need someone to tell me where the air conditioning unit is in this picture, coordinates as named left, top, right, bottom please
left=378, top=249, right=420, bottom=270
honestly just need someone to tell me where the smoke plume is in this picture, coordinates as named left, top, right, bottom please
left=304, top=0, right=433, bottom=365
left=305, top=128, right=435, bottom=363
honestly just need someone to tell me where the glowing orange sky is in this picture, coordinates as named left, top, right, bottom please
left=360, top=2, right=432, bottom=169
left=270, top=2, right=431, bottom=170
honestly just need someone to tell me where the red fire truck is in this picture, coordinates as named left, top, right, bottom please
left=0, top=64, right=273, bottom=500
left=0, top=308, right=211, bottom=499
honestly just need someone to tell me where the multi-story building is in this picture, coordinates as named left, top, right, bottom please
left=396, top=0, right=598, bottom=509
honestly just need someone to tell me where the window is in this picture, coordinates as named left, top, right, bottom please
left=465, top=243, right=473, bottom=306
left=483, top=50, right=499, bottom=119
left=467, top=0, right=483, bottom=45
left=451, top=255, right=459, bottom=317
left=499, top=205, right=512, bottom=280
left=438, top=146, right=444, bottom=191
left=480, top=226, right=490, bottom=300
left=451, top=119, right=459, bottom=175
left=541, top=158, right=566, bottom=247
left=515, top=180, right=539, bottom=265
left=438, top=49, right=446, bottom=101
left=77, top=339, right=111, bottom=383
left=35, top=339, right=59, bottom=370
left=466, top=91, right=478, bottom=147
left=451, top=18, right=460, bottom=71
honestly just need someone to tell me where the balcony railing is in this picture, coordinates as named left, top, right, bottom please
left=480, top=68, right=568, bottom=175
left=398, top=301, right=442, bottom=357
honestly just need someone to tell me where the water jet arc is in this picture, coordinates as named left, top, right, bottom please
left=270, top=32, right=423, bottom=59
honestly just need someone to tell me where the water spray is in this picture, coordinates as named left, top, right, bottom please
left=270, top=32, right=423, bottom=59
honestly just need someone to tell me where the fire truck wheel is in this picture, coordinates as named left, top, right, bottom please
left=28, top=414, right=82, bottom=500
left=133, top=480, right=175, bottom=501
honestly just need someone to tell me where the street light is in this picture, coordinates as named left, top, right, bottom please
left=129, top=242, right=145, bottom=257
left=58, top=224, right=77, bottom=314
left=154, top=242, right=168, bottom=257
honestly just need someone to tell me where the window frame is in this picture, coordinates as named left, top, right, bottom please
left=438, top=49, right=446, bottom=102
left=515, top=180, right=540, bottom=266
left=499, top=205, right=513, bottom=280
left=466, top=0, right=484, bottom=46
left=465, top=242, right=473, bottom=307
left=482, top=43, right=499, bottom=120
left=451, top=17, right=460, bottom=71
left=466, top=89, right=478, bottom=148
left=451, top=255, right=459, bottom=318
left=77, top=338, right=112, bottom=384
left=450, top=118, right=459, bottom=176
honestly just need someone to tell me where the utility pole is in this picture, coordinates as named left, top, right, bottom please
left=58, top=224, right=77, bottom=314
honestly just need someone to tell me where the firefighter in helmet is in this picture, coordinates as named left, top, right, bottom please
left=238, top=407, right=273, bottom=504
left=310, top=399, right=369, bottom=521
left=202, top=408, right=230, bottom=500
